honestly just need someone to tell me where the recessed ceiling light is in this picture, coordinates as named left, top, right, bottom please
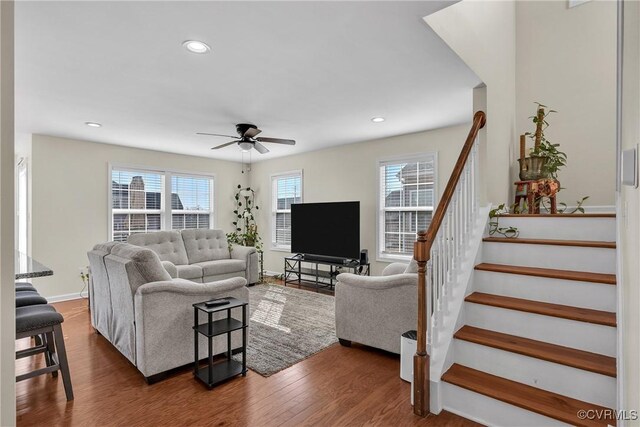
left=85, top=122, right=102, bottom=128
left=183, top=40, right=211, bottom=54
left=371, top=117, right=385, bottom=123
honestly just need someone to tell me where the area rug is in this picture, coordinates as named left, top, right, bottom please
left=235, top=284, right=338, bottom=377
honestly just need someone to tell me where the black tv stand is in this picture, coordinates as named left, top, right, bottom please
left=284, top=255, right=370, bottom=293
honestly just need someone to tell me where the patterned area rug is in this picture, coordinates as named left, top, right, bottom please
left=236, top=284, right=337, bottom=377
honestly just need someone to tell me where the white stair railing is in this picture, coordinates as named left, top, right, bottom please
left=413, top=111, right=486, bottom=417
left=428, top=141, right=479, bottom=347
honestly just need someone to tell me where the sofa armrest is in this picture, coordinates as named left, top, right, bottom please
left=336, top=273, right=417, bottom=290
left=161, top=261, right=178, bottom=278
left=381, top=262, right=408, bottom=276
left=133, top=277, right=249, bottom=378
left=230, top=244, right=257, bottom=261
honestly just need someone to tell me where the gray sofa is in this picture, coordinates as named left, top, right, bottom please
left=87, top=242, right=248, bottom=380
left=335, top=262, right=418, bottom=354
left=127, top=229, right=259, bottom=285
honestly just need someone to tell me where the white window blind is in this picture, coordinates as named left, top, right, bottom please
left=378, top=154, right=436, bottom=259
left=271, top=172, right=302, bottom=249
left=110, top=167, right=215, bottom=241
left=111, top=169, right=164, bottom=242
left=171, top=175, right=214, bottom=230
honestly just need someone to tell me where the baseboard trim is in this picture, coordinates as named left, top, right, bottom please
left=47, top=293, right=85, bottom=303
left=264, top=270, right=282, bottom=277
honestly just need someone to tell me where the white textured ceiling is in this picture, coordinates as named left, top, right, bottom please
left=16, top=1, right=480, bottom=162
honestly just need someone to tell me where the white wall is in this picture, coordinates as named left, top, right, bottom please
left=249, top=123, right=470, bottom=275
left=426, top=0, right=617, bottom=208
left=425, top=1, right=517, bottom=206
left=516, top=0, right=617, bottom=207
left=0, top=1, right=15, bottom=424
left=31, top=135, right=246, bottom=298
left=620, top=0, right=640, bottom=419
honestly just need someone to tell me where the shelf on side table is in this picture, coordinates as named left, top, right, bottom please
left=195, top=359, right=246, bottom=388
left=193, top=317, right=246, bottom=338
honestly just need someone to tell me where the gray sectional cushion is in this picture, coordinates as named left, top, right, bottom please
left=404, top=259, right=419, bottom=274
left=181, top=229, right=230, bottom=264
left=128, top=231, right=189, bottom=266
left=176, top=264, right=204, bottom=280
left=195, top=259, right=246, bottom=277
left=110, top=243, right=172, bottom=287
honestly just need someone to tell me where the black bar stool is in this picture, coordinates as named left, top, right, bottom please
left=15, top=304, right=73, bottom=401
left=16, top=291, right=48, bottom=308
left=15, top=282, right=37, bottom=293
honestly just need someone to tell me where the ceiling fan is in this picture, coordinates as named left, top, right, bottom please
left=197, top=123, right=295, bottom=154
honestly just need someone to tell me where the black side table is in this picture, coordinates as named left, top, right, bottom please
left=192, top=297, right=248, bottom=388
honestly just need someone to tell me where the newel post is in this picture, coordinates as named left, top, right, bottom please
left=413, top=230, right=430, bottom=417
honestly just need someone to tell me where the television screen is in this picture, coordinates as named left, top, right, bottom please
left=291, top=201, right=360, bottom=260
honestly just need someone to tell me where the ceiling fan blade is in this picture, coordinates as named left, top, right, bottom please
left=243, top=127, right=262, bottom=138
left=211, top=140, right=239, bottom=150
left=253, top=142, right=270, bottom=154
left=197, top=132, right=239, bottom=139
left=256, top=137, right=296, bottom=145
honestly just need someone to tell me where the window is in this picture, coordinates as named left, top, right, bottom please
left=171, top=175, right=213, bottom=230
left=271, top=171, right=303, bottom=250
left=378, top=154, right=437, bottom=260
left=110, top=167, right=214, bottom=241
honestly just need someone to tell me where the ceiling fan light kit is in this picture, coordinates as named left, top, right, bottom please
left=198, top=123, right=296, bottom=155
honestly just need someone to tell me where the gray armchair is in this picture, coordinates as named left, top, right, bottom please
left=335, top=262, right=417, bottom=354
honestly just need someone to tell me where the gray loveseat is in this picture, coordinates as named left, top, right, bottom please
left=128, top=229, right=259, bottom=285
left=87, top=242, right=248, bottom=380
left=335, top=262, right=418, bottom=354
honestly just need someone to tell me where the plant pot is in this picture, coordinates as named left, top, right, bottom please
left=245, top=238, right=255, bottom=247
left=518, top=155, right=550, bottom=181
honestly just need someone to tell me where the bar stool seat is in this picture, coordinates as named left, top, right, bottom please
left=15, top=305, right=73, bottom=400
left=16, top=291, right=48, bottom=308
left=15, top=283, right=37, bottom=292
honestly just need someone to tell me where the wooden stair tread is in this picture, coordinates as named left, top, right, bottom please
left=442, top=364, right=616, bottom=426
left=475, top=263, right=616, bottom=285
left=496, top=213, right=615, bottom=218
left=465, top=292, right=616, bottom=327
left=483, top=237, right=616, bottom=249
left=455, top=325, right=616, bottom=377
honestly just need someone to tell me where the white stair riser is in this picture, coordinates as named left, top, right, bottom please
left=465, top=303, right=616, bottom=357
left=442, top=382, right=569, bottom=427
left=454, top=340, right=616, bottom=408
left=494, top=217, right=615, bottom=241
left=482, top=243, right=616, bottom=274
left=473, top=271, right=616, bottom=312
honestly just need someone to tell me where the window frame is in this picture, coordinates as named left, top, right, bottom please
left=270, top=170, right=303, bottom=252
left=108, top=163, right=216, bottom=241
left=376, top=152, right=438, bottom=263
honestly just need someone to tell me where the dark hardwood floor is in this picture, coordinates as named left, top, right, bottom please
left=16, top=297, right=479, bottom=426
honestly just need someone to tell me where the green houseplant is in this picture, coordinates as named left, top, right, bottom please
left=227, top=185, right=263, bottom=251
left=523, top=102, right=566, bottom=179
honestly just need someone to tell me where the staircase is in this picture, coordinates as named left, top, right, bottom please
left=440, top=214, right=618, bottom=426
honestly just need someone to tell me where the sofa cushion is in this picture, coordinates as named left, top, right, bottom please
left=175, top=264, right=204, bottom=280
left=181, top=229, right=230, bottom=264
left=128, top=231, right=189, bottom=266
left=195, top=259, right=246, bottom=277
left=110, top=243, right=172, bottom=285
left=404, top=259, right=418, bottom=274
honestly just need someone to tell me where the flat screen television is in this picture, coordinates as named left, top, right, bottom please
left=291, top=201, right=360, bottom=261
